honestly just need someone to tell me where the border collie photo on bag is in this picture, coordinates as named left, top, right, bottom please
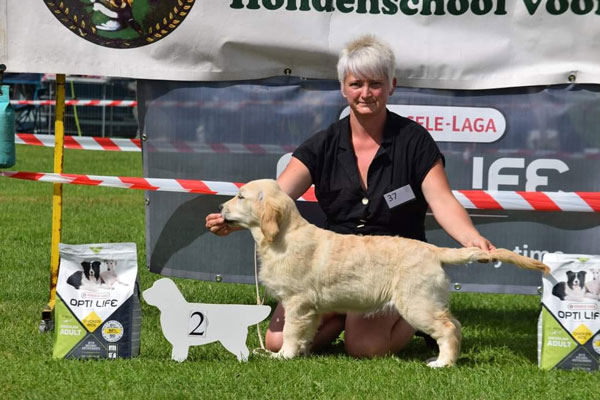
left=539, top=253, right=600, bottom=371
left=53, top=243, right=141, bottom=359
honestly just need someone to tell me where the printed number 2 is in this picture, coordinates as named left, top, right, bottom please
left=189, top=311, right=206, bottom=336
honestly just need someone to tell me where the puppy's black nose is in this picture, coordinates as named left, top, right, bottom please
left=218, top=203, right=224, bottom=211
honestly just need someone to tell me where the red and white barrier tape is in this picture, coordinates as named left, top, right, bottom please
left=1, top=171, right=598, bottom=212
left=16, top=133, right=298, bottom=154
left=9, top=99, right=293, bottom=108
left=0, top=170, right=253, bottom=197
left=10, top=100, right=137, bottom=107
left=16, top=133, right=600, bottom=160
left=16, top=133, right=141, bottom=152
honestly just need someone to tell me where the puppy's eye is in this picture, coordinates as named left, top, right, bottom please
left=237, top=193, right=244, bottom=200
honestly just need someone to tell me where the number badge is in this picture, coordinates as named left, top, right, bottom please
left=383, top=185, right=415, bottom=209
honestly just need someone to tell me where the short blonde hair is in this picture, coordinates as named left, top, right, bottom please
left=337, top=34, right=396, bottom=87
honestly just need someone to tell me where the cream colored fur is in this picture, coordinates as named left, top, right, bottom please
left=220, top=179, right=550, bottom=367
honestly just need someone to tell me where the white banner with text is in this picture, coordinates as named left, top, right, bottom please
left=3, top=0, right=600, bottom=88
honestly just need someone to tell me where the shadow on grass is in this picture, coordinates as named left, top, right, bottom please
left=452, top=302, right=541, bottom=366
left=252, top=294, right=540, bottom=366
left=322, top=304, right=538, bottom=366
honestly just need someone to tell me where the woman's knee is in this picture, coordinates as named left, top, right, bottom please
left=344, top=319, right=391, bottom=357
left=344, top=314, right=415, bottom=358
left=265, top=303, right=285, bottom=352
left=265, top=329, right=283, bottom=352
left=344, top=332, right=390, bottom=358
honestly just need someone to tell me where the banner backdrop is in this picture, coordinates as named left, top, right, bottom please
left=140, top=79, right=600, bottom=294
left=3, top=0, right=600, bottom=89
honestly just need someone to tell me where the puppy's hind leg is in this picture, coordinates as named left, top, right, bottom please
left=427, top=312, right=461, bottom=368
left=399, top=303, right=461, bottom=368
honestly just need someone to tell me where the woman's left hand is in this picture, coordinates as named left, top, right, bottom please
left=422, top=160, right=496, bottom=253
left=465, top=235, right=496, bottom=252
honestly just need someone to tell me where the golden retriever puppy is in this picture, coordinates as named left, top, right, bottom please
left=220, top=179, right=550, bottom=367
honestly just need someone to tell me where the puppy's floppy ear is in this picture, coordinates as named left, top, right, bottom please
left=260, top=192, right=282, bottom=243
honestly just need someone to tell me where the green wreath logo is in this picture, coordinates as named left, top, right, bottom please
left=44, top=0, right=196, bottom=49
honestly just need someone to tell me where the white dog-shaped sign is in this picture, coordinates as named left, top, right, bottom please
left=143, top=278, right=271, bottom=361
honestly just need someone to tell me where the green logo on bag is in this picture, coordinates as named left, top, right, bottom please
left=43, top=0, right=196, bottom=49
left=90, top=246, right=104, bottom=254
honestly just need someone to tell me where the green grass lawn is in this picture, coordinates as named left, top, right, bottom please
left=0, top=145, right=598, bottom=399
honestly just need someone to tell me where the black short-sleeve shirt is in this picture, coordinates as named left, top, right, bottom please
left=292, top=111, right=443, bottom=241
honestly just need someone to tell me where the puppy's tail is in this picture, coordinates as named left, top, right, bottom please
left=435, top=247, right=550, bottom=274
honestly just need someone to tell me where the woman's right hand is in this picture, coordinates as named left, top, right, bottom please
left=205, top=213, right=238, bottom=236
left=206, top=156, right=311, bottom=237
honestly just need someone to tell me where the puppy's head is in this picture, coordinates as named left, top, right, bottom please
left=220, top=179, right=288, bottom=243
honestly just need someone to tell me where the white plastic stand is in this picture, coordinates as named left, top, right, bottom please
left=143, top=278, right=271, bottom=361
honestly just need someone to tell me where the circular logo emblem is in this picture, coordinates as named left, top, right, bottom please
left=43, top=0, right=196, bottom=49
left=593, top=333, right=600, bottom=355
left=102, top=320, right=124, bottom=342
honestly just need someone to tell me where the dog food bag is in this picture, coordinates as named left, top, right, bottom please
left=53, top=243, right=141, bottom=359
left=538, top=253, right=600, bottom=371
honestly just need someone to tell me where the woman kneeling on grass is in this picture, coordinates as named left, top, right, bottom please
left=205, top=34, right=494, bottom=357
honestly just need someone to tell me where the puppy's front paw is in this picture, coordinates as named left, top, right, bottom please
left=426, top=357, right=451, bottom=368
left=272, top=348, right=298, bottom=360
